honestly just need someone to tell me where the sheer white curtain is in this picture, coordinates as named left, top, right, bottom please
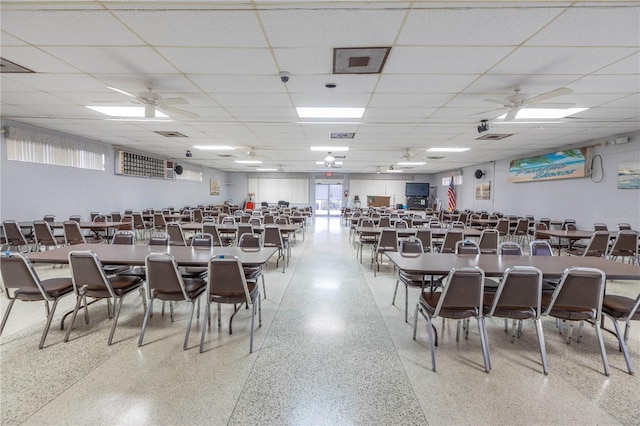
left=7, top=132, right=105, bottom=171
left=247, top=178, right=309, bottom=204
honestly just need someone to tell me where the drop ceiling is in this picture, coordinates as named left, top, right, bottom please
left=1, top=1, right=638, bottom=174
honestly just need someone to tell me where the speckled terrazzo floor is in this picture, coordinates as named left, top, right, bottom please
left=1, top=217, right=639, bottom=425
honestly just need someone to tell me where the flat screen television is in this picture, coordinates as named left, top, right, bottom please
left=405, top=182, right=430, bottom=197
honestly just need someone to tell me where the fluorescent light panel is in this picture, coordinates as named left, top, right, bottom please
left=235, top=160, right=262, bottom=164
left=86, top=106, right=168, bottom=118
left=427, top=148, right=470, bottom=152
left=387, top=169, right=404, bottom=173
left=310, top=146, right=349, bottom=152
left=296, top=107, right=365, bottom=118
left=193, top=145, right=234, bottom=150
left=497, top=108, right=588, bottom=120
left=397, top=161, right=426, bottom=166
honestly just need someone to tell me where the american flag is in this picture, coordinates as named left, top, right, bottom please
left=447, top=176, right=456, bottom=211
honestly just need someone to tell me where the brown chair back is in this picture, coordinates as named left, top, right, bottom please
left=63, top=221, right=86, bottom=245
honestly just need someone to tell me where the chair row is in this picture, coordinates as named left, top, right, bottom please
left=411, top=265, right=639, bottom=376
left=0, top=249, right=265, bottom=353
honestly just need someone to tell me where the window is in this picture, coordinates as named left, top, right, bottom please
left=247, top=178, right=309, bottom=204
left=441, top=175, right=463, bottom=186
left=6, top=128, right=105, bottom=171
left=176, top=167, right=203, bottom=182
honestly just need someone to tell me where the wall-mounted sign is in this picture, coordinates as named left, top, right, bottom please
left=508, top=148, right=589, bottom=183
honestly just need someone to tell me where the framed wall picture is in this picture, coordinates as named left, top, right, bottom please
left=210, top=178, right=220, bottom=195
left=475, top=181, right=491, bottom=200
left=618, top=161, right=640, bottom=189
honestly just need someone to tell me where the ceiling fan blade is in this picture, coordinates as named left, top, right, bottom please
left=504, top=106, right=521, bottom=121
left=158, top=105, right=199, bottom=118
left=469, top=107, right=507, bottom=117
left=107, top=86, right=136, bottom=98
left=156, top=97, right=188, bottom=106
left=144, top=104, right=155, bottom=118
left=526, top=87, right=573, bottom=104
left=483, top=98, right=511, bottom=106
left=528, top=102, right=576, bottom=109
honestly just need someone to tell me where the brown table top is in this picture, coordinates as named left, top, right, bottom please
left=535, top=229, right=615, bottom=239
left=386, top=252, right=640, bottom=280
left=19, top=221, right=125, bottom=230
left=27, top=243, right=277, bottom=267
left=182, top=223, right=301, bottom=232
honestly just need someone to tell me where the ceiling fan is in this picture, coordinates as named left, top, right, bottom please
left=106, top=85, right=199, bottom=118
left=480, top=87, right=574, bottom=121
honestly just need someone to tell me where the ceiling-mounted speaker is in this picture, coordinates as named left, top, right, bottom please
left=474, top=169, right=485, bottom=179
left=174, top=164, right=183, bottom=175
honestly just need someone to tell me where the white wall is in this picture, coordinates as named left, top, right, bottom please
left=0, top=120, right=229, bottom=221
left=437, top=134, right=640, bottom=230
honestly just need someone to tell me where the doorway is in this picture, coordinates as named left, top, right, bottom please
left=315, top=183, right=343, bottom=216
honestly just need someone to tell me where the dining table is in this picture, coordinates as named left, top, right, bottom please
left=27, top=243, right=277, bottom=267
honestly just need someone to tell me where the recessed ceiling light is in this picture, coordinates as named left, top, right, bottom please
left=310, top=146, right=349, bottom=152
left=497, top=108, right=588, bottom=120
left=296, top=107, right=365, bottom=118
left=386, top=169, right=404, bottom=173
left=193, top=145, right=235, bottom=150
left=427, top=148, right=470, bottom=152
left=256, top=168, right=277, bottom=171
left=397, top=161, right=426, bottom=166
left=235, top=160, right=262, bottom=164
left=315, top=161, right=343, bottom=165
left=86, top=106, right=168, bottom=118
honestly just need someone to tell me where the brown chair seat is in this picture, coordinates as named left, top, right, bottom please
left=208, top=281, right=258, bottom=305
left=420, top=292, right=479, bottom=319
left=85, top=275, right=142, bottom=298
left=602, top=295, right=640, bottom=320
left=152, top=278, right=206, bottom=301
left=15, top=277, right=73, bottom=300
left=483, top=293, right=536, bottom=320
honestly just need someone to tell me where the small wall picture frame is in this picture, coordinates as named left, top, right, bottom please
left=210, top=178, right=220, bottom=195
left=475, top=181, right=491, bottom=200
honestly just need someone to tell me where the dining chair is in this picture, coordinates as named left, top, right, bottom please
left=542, top=267, right=609, bottom=376
left=263, top=225, right=288, bottom=273
left=238, top=233, right=266, bottom=298
left=357, top=219, right=377, bottom=263
left=138, top=253, right=206, bottom=350
left=393, top=238, right=427, bottom=323
left=608, top=230, right=638, bottom=264
left=166, top=222, right=187, bottom=246
left=484, top=266, right=548, bottom=374
left=455, top=240, right=480, bottom=254
left=202, top=224, right=223, bottom=247
left=498, top=241, right=523, bottom=256
left=478, top=229, right=499, bottom=254
left=415, top=228, right=432, bottom=253
left=2, top=220, right=34, bottom=252
left=65, top=250, right=146, bottom=345
left=566, top=231, right=609, bottom=257
left=1, top=253, right=74, bottom=349
left=413, top=266, right=491, bottom=373
left=601, top=291, right=640, bottom=374
left=33, top=220, right=65, bottom=251
left=200, top=256, right=261, bottom=353
left=438, top=229, right=463, bottom=254
left=372, top=228, right=398, bottom=276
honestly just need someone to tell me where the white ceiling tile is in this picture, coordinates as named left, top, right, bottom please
left=463, top=74, right=581, bottom=95
left=3, top=74, right=107, bottom=92
left=1, top=47, right=81, bottom=73
left=273, top=48, right=333, bottom=75
left=569, top=74, right=640, bottom=94
left=259, top=9, right=406, bottom=48
left=114, top=10, right=267, bottom=47
left=399, top=6, right=563, bottom=46
left=157, top=48, right=278, bottom=74
left=285, top=75, right=379, bottom=94
left=595, top=52, right=640, bottom=75
left=1, top=91, right=73, bottom=106
left=385, top=47, right=514, bottom=74
left=369, top=93, right=453, bottom=108
left=226, top=107, right=298, bottom=119
left=489, top=47, right=637, bottom=75
left=212, top=94, right=293, bottom=108
left=526, top=5, right=640, bottom=47
left=290, top=93, right=370, bottom=108
left=1, top=11, right=143, bottom=45
left=190, top=75, right=286, bottom=94
left=376, top=74, right=478, bottom=94
left=364, top=108, right=435, bottom=120
left=1, top=31, right=29, bottom=46
left=41, top=47, right=177, bottom=74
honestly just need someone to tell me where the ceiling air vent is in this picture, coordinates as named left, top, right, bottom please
left=476, top=134, right=513, bottom=141
left=427, top=156, right=444, bottom=160
left=333, top=47, right=391, bottom=74
left=154, top=131, right=187, bottom=138
left=0, top=58, right=34, bottom=73
left=331, top=132, right=355, bottom=139
left=217, top=154, right=237, bottom=158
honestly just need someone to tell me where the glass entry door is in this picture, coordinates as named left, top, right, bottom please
left=315, top=183, right=343, bottom=216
